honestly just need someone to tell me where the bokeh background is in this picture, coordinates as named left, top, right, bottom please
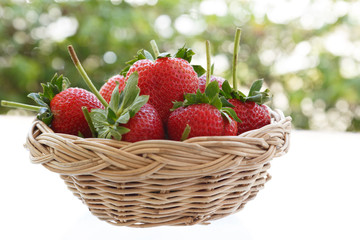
left=1, top=0, right=359, bottom=132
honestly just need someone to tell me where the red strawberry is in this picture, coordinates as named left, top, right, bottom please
left=122, top=103, right=164, bottom=142
left=50, top=87, right=104, bottom=137
left=2, top=74, right=104, bottom=138
left=167, top=104, right=227, bottom=140
left=99, top=75, right=126, bottom=103
left=198, top=74, right=225, bottom=93
left=220, top=79, right=271, bottom=134
left=125, top=54, right=199, bottom=123
left=167, top=81, right=240, bottom=141
left=228, top=99, right=270, bottom=134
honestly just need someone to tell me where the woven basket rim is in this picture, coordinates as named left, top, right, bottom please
left=27, top=108, right=291, bottom=144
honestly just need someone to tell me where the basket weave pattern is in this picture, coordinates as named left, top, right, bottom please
left=25, top=108, right=291, bottom=227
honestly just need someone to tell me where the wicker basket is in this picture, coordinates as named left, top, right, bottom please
left=25, top=108, right=291, bottom=228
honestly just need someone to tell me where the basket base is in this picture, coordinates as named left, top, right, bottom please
left=60, top=163, right=271, bottom=228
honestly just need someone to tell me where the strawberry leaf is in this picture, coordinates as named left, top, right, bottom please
left=205, top=80, right=220, bottom=100
left=220, top=96, right=235, bottom=108
left=157, top=52, right=172, bottom=58
left=37, top=107, right=53, bottom=125
left=128, top=95, right=149, bottom=118
left=109, top=83, right=121, bottom=113
left=210, top=95, right=222, bottom=110
left=119, top=72, right=141, bottom=113
left=248, top=79, right=263, bottom=96
left=107, top=108, right=117, bottom=125
left=90, top=108, right=107, bottom=126
left=27, top=93, right=49, bottom=107
left=192, top=65, right=206, bottom=77
left=143, top=50, right=154, bottom=61
left=221, top=107, right=242, bottom=123
left=117, top=111, right=130, bottom=124
left=220, top=80, right=233, bottom=99
left=171, top=101, right=184, bottom=111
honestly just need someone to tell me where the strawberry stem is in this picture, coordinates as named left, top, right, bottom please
left=205, top=40, right=211, bottom=88
left=1, top=100, right=42, bottom=112
left=67, top=45, right=109, bottom=108
left=150, top=40, right=160, bottom=58
left=82, top=106, right=97, bottom=138
left=232, top=28, right=242, bottom=92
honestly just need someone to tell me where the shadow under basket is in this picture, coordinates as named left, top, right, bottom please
left=25, top=108, right=291, bottom=228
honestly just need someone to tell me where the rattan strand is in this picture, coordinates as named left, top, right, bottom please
left=25, top=108, right=291, bottom=227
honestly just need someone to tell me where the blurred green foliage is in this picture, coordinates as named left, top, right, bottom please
left=0, top=0, right=359, bottom=131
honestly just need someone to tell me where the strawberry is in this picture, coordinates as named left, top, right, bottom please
left=122, top=103, right=164, bottom=142
left=167, top=81, right=240, bottom=141
left=1, top=74, right=104, bottom=138
left=198, top=74, right=225, bottom=93
left=168, top=104, right=237, bottom=141
left=123, top=46, right=202, bottom=123
left=50, top=87, right=104, bottom=137
left=168, top=104, right=223, bottom=140
left=228, top=99, right=270, bottom=134
left=99, top=74, right=126, bottom=103
left=221, top=79, right=271, bottom=134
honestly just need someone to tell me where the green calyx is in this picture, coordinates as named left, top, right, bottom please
left=172, top=80, right=241, bottom=123
left=89, top=72, right=149, bottom=140
left=27, top=73, right=70, bottom=125
left=160, top=44, right=206, bottom=77
left=220, top=79, right=271, bottom=105
left=120, top=41, right=206, bottom=77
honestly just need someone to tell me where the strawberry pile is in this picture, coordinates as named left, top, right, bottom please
left=1, top=28, right=272, bottom=143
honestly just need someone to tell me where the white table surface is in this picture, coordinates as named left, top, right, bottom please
left=0, top=115, right=359, bottom=240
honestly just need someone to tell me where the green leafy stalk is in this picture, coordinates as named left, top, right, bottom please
left=232, top=28, right=242, bottom=92
left=205, top=40, right=211, bottom=88
left=67, top=45, right=109, bottom=108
